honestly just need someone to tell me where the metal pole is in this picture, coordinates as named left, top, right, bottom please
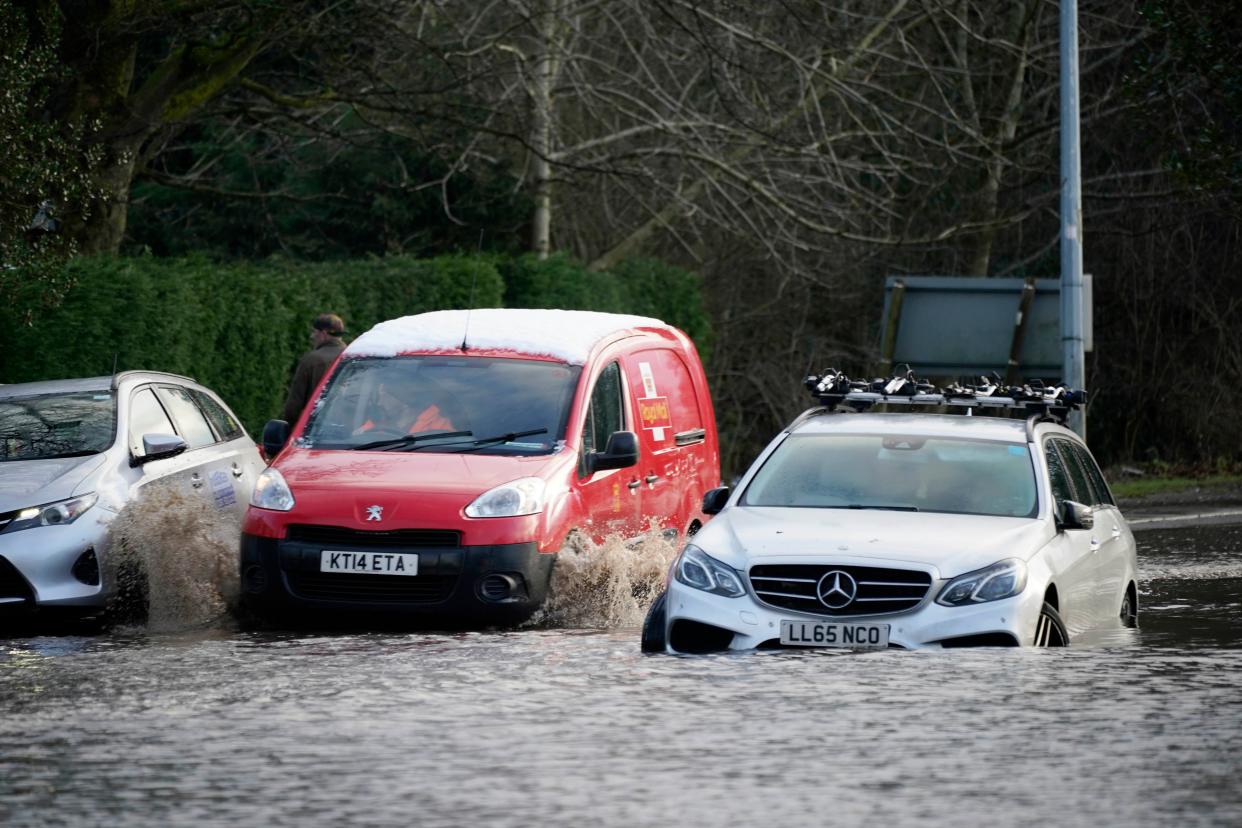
left=1060, top=0, right=1086, bottom=437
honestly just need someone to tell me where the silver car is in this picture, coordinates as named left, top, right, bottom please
left=0, top=372, right=265, bottom=618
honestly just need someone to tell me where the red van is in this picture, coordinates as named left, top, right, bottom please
left=240, top=309, right=720, bottom=623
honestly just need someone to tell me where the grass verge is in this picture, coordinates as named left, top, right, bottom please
left=1111, top=474, right=1242, bottom=500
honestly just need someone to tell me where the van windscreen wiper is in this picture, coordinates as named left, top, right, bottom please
left=422, top=428, right=550, bottom=453
left=353, top=430, right=473, bottom=451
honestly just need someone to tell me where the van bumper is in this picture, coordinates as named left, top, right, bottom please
left=239, top=532, right=554, bottom=624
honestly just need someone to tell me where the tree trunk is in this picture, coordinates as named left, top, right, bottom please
left=530, top=0, right=565, bottom=259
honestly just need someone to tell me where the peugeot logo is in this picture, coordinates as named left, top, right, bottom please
left=816, top=570, right=858, bottom=610
left=365, top=505, right=384, bottom=522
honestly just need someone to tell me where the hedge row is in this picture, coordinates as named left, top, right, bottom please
left=1, top=253, right=711, bottom=436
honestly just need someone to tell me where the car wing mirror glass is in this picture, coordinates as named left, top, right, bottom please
left=1059, top=500, right=1094, bottom=531
left=702, top=486, right=730, bottom=515
left=588, top=430, right=639, bottom=473
left=262, top=419, right=290, bottom=460
left=139, top=433, right=188, bottom=464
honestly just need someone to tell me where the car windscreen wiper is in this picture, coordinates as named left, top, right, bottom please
left=422, top=428, right=550, bottom=453
left=841, top=504, right=919, bottom=512
left=353, top=430, right=473, bottom=451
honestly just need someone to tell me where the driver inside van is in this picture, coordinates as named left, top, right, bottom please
left=355, top=381, right=457, bottom=435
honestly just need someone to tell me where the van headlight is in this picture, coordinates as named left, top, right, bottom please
left=3, top=494, right=97, bottom=533
left=674, top=544, right=746, bottom=598
left=250, top=468, right=295, bottom=512
left=936, top=559, right=1028, bottom=606
left=465, top=477, right=545, bottom=518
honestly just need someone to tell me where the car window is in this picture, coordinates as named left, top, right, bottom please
left=0, top=391, right=116, bottom=461
left=1044, top=439, right=1076, bottom=505
left=1066, top=441, right=1114, bottom=507
left=1053, top=439, right=1095, bottom=506
left=129, top=388, right=177, bottom=455
left=155, top=386, right=216, bottom=449
left=191, top=389, right=244, bottom=441
left=582, top=361, right=625, bottom=457
left=741, top=434, right=1038, bottom=518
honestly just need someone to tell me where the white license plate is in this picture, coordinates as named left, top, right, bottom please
left=780, top=620, right=890, bottom=649
left=320, top=550, right=419, bottom=576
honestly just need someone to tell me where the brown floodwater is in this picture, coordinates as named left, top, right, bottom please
left=1, top=524, right=1239, bottom=827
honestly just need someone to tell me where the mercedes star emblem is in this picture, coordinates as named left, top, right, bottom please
left=816, top=570, right=858, bottom=610
left=365, top=505, right=384, bottom=522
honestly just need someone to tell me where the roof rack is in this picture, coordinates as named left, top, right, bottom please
left=803, top=366, right=1085, bottom=425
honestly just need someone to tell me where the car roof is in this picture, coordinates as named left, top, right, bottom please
left=0, top=371, right=197, bottom=398
left=789, top=411, right=1034, bottom=442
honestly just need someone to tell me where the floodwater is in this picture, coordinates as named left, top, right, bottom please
left=2, top=524, right=1240, bottom=828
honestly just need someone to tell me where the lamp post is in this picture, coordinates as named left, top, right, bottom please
left=1060, top=0, right=1086, bottom=437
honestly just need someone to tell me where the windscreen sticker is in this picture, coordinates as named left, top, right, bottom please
left=1008, top=445, right=1026, bottom=455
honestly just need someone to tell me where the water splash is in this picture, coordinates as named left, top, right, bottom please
left=530, top=527, right=681, bottom=629
left=106, top=480, right=242, bottom=632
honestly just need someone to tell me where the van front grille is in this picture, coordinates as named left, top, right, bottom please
left=286, top=525, right=461, bottom=548
left=749, top=564, right=931, bottom=616
left=286, top=571, right=458, bottom=604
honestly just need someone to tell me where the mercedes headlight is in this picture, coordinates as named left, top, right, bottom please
left=936, top=558, right=1028, bottom=606
left=465, top=477, right=545, bottom=518
left=674, top=544, right=746, bottom=598
left=250, top=468, right=295, bottom=512
left=4, top=494, right=98, bottom=533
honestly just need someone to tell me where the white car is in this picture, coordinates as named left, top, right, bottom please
left=0, top=372, right=265, bottom=620
left=642, top=384, right=1138, bottom=652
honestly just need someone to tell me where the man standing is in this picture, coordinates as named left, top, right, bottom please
left=281, top=313, right=346, bottom=423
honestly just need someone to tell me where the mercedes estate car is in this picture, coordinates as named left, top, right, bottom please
left=0, top=372, right=264, bottom=619
left=642, top=401, right=1138, bottom=652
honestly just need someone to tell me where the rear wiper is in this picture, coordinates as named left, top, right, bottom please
left=428, top=428, right=550, bottom=453
left=353, top=430, right=473, bottom=451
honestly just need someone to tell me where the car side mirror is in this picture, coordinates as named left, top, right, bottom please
left=262, top=419, right=291, bottom=460
left=1058, top=500, right=1094, bottom=531
left=702, top=486, right=730, bottom=515
left=587, top=430, right=639, bottom=473
left=138, top=433, right=187, bottom=464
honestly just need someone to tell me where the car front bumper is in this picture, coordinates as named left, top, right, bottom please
left=239, top=532, right=555, bottom=624
left=0, top=515, right=112, bottom=613
left=662, top=578, right=1047, bottom=651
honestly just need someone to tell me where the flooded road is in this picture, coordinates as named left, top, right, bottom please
left=2, top=525, right=1240, bottom=827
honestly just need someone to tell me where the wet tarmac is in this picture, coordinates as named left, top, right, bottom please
left=1, top=524, right=1239, bottom=827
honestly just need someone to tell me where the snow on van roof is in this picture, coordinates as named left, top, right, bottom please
left=344, top=309, right=670, bottom=364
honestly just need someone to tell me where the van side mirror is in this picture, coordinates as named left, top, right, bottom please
left=588, top=431, right=639, bottom=473
left=702, top=487, right=730, bottom=515
left=1058, top=500, right=1094, bottom=531
left=139, top=433, right=188, bottom=464
left=262, top=419, right=291, bottom=460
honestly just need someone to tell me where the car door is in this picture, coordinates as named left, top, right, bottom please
left=575, top=359, right=643, bottom=542
left=127, top=385, right=204, bottom=502
left=153, top=384, right=244, bottom=517
left=189, top=387, right=263, bottom=517
left=1042, top=437, right=1097, bottom=633
left=1064, top=440, right=1130, bottom=619
left=621, top=346, right=705, bottom=542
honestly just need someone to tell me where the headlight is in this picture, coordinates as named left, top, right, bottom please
left=674, top=544, right=746, bottom=598
left=465, top=477, right=545, bottom=518
left=3, top=494, right=98, bottom=533
left=250, top=468, right=295, bottom=512
left=936, top=558, right=1028, bottom=606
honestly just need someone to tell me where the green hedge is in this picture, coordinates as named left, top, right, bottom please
left=1, top=252, right=710, bottom=436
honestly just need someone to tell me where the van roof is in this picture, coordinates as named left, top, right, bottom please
left=344, top=309, right=672, bottom=365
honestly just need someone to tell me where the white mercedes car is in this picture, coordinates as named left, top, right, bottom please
left=642, top=388, right=1138, bottom=652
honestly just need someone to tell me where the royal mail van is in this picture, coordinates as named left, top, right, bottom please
left=240, top=309, right=720, bottom=623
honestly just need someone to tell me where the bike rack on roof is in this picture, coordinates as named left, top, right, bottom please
left=801, top=367, right=1085, bottom=440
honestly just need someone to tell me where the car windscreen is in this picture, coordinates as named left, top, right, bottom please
left=301, top=356, right=581, bottom=454
left=741, top=433, right=1038, bottom=518
left=0, top=391, right=117, bottom=461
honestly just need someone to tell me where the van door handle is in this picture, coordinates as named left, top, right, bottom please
left=645, top=475, right=659, bottom=484
left=627, top=480, right=641, bottom=490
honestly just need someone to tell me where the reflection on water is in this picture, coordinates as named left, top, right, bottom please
left=1, top=526, right=1239, bottom=827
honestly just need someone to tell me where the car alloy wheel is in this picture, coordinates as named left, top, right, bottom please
left=1120, top=589, right=1138, bottom=628
left=1034, top=602, right=1069, bottom=647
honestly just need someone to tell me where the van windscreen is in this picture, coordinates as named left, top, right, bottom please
left=301, top=356, right=581, bottom=455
